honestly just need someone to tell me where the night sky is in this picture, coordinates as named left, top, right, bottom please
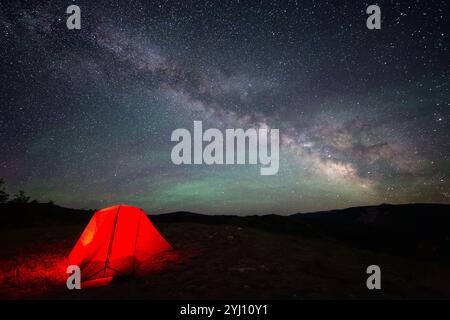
left=0, top=0, right=449, bottom=214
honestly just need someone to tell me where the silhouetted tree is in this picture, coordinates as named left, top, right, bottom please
left=10, top=190, right=30, bottom=204
left=0, top=178, right=8, bottom=204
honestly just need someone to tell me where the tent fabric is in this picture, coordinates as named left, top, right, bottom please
left=69, top=205, right=172, bottom=283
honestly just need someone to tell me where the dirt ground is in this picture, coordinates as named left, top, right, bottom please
left=1, top=222, right=450, bottom=299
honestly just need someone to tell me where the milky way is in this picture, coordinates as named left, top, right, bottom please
left=0, top=0, right=449, bottom=214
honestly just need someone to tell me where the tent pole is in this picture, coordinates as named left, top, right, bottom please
left=132, top=210, right=143, bottom=275
left=104, top=205, right=121, bottom=277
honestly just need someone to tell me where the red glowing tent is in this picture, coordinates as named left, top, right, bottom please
left=69, top=205, right=172, bottom=287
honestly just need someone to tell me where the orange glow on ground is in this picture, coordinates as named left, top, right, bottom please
left=0, top=246, right=182, bottom=299
left=0, top=250, right=68, bottom=299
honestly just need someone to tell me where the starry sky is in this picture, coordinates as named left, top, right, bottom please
left=0, top=0, right=449, bottom=214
